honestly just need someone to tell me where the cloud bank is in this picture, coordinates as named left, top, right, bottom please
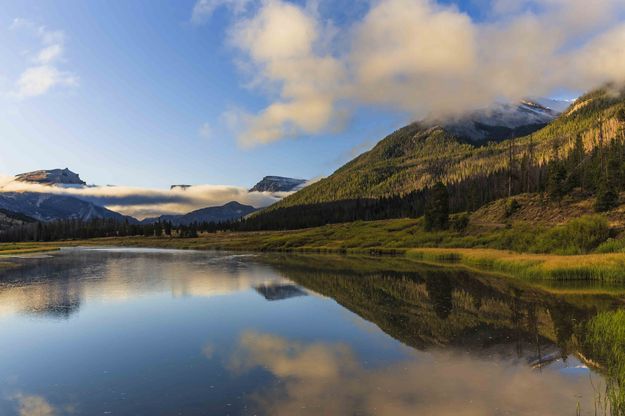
left=195, top=0, right=625, bottom=146
left=0, top=176, right=285, bottom=219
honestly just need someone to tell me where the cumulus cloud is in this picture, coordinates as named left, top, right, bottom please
left=224, top=0, right=348, bottom=146
left=9, top=18, right=78, bottom=98
left=0, top=176, right=288, bottom=219
left=198, top=0, right=625, bottom=146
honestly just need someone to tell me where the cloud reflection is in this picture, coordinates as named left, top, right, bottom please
left=228, top=331, right=597, bottom=416
left=0, top=251, right=291, bottom=319
left=14, top=394, right=55, bottom=416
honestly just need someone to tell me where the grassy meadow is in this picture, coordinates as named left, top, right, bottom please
left=3, top=211, right=625, bottom=282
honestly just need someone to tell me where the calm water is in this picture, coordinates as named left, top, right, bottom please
left=0, top=248, right=622, bottom=415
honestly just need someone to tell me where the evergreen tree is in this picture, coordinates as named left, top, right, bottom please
left=595, top=143, right=621, bottom=212
left=565, top=135, right=585, bottom=190
left=424, top=182, right=449, bottom=231
left=595, top=177, right=618, bottom=212
left=546, top=159, right=567, bottom=200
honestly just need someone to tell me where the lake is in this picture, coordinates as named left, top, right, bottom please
left=0, top=247, right=623, bottom=415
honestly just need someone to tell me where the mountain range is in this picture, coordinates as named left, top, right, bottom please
left=0, top=168, right=310, bottom=227
left=0, top=192, right=132, bottom=223
left=142, top=201, right=257, bottom=225
left=0, top=208, right=36, bottom=230
left=3, top=93, right=615, bottom=233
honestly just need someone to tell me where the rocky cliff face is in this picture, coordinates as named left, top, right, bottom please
left=15, top=168, right=86, bottom=186
left=250, top=176, right=307, bottom=193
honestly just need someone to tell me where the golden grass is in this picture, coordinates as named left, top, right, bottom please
left=2, top=215, right=625, bottom=282
left=408, top=248, right=625, bottom=281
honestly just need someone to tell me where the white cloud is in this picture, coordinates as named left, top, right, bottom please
left=16, top=66, right=77, bottom=98
left=199, top=122, right=213, bottom=139
left=208, top=0, right=625, bottom=146
left=9, top=19, right=77, bottom=98
left=227, top=0, right=347, bottom=147
left=36, top=44, right=63, bottom=64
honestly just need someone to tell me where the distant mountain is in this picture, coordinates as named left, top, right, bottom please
left=170, top=184, right=192, bottom=191
left=142, top=201, right=257, bottom=225
left=15, top=168, right=86, bottom=186
left=0, top=208, right=36, bottom=231
left=0, top=192, right=134, bottom=223
left=250, top=176, right=307, bottom=193
left=435, top=100, right=561, bottom=143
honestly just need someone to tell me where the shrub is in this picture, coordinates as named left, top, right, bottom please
left=504, top=198, right=520, bottom=217
left=595, top=238, right=625, bottom=253
left=451, top=213, right=470, bottom=232
left=533, top=214, right=610, bottom=254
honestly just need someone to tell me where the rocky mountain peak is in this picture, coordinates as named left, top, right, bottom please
left=436, top=99, right=567, bottom=143
left=250, top=176, right=307, bottom=193
left=15, top=168, right=86, bottom=186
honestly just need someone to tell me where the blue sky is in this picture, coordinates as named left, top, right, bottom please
left=1, top=0, right=624, bottom=192
left=0, top=0, right=405, bottom=189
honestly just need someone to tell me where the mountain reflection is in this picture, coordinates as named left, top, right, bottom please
left=1, top=249, right=625, bottom=414
left=258, top=254, right=625, bottom=414
left=254, top=283, right=307, bottom=301
left=0, top=249, right=288, bottom=319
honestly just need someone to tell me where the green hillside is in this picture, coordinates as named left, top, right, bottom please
left=273, top=88, right=625, bottom=209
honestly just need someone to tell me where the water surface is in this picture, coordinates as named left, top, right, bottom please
left=0, top=248, right=622, bottom=415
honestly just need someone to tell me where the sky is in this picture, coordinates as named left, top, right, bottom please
left=1, top=0, right=625, bottom=216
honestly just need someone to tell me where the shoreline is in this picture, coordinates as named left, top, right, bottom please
left=4, top=232, right=625, bottom=285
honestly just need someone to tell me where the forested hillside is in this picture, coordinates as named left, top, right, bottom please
left=278, top=88, right=625, bottom=207
left=243, top=88, right=625, bottom=229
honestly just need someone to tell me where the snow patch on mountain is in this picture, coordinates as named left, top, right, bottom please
left=250, top=176, right=308, bottom=193
left=439, top=99, right=568, bottom=143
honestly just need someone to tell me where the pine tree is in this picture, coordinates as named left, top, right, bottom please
left=595, top=177, right=618, bottom=212
left=565, top=135, right=585, bottom=191
left=424, top=182, right=449, bottom=231
left=546, top=159, right=567, bottom=200
left=595, top=142, right=621, bottom=212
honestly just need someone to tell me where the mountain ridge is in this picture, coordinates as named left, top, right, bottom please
left=0, top=192, right=135, bottom=223
left=255, top=88, right=625, bottom=217
left=142, top=201, right=257, bottom=225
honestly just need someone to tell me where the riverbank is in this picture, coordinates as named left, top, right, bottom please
left=3, top=215, right=625, bottom=281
